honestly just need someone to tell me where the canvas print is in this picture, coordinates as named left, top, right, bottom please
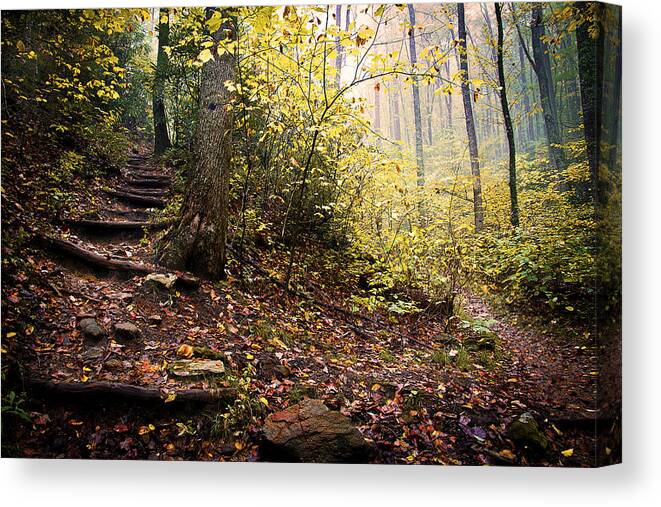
left=1, top=2, right=621, bottom=466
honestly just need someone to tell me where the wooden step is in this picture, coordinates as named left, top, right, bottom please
left=104, top=189, right=166, bottom=208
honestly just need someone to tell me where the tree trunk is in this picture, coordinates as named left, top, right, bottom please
left=374, top=82, right=381, bottom=136
left=159, top=8, right=235, bottom=279
left=530, top=5, right=566, bottom=174
left=153, top=8, right=172, bottom=155
left=390, top=87, right=402, bottom=142
left=334, top=4, right=342, bottom=88
left=457, top=3, right=484, bottom=232
left=517, top=36, right=535, bottom=152
left=495, top=3, right=519, bottom=227
left=576, top=1, right=606, bottom=205
left=407, top=4, right=425, bottom=187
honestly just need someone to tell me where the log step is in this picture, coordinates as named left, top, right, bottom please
left=128, top=171, right=170, bottom=181
left=125, top=178, right=170, bottom=188
left=118, top=186, right=169, bottom=197
left=64, top=218, right=172, bottom=232
left=104, top=189, right=166, bottom=208
left=29, top=380, right=235, bottom=405
left=36, top=233, right=199, bottom=287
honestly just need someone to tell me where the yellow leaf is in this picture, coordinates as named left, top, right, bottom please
left=259, top=396, right=269, bottom=407
left=234, top=441, right=245, bottom=451
left=499, top=449, right=516, bottom=460
left=6, top=332, right=16, bottom=338
left=246, top=353, right=254, bottom=360
left=198, top=48, right=214, bottom=63
left=16, top=40, right=25, bottom=52
left=561, top=448, right=574, bottom=457
left=371, top=383, right=381, bottom=391
left=164, top=392, right=177, bottom=403
left=80, top=374, right=89, bottom=382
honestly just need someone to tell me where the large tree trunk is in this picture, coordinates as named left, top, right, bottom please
left=407, top=4, right=425, bottom=187
left=495, top=3, right=519, bottom=228
left=457, top=3, right=484, bottom=232
left=530, top=5, right=566, bottom=174
left=158, top=8, right=235, bottom=279
left=153, top=8, right=172, bottom=155
left=576, top=1, right=606, bottom=205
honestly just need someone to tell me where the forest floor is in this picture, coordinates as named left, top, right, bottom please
left=2, top=153, right=605, bottom=466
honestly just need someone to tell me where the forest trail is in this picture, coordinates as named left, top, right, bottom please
left=2, top=154, right=602, bottom=466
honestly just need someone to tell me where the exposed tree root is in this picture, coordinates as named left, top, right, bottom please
left=126, top=177, right=170, bottom=188
left=36, top=233, right=199, bottom=287
left=29, top=380, right=236, bottom=405
left=64, top=218, right=173, bottom=231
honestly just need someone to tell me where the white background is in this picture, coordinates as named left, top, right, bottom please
left=1, top=0, right=659, bottom=505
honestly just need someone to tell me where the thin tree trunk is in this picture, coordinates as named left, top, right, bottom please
left=495, top=3, right=519, bottom=227
left=334, top=4, right=342, bottom=88
left=158, top=8, right=235, bottom=279
left=374, top=82, right=381, bottom=136
left=517, top=36, right=535, bottom=152
left=153, top=8, right=172, bottom=155
left=458, top=3, right=484, bottom=232
left=407, top=4, right=425, bottom=187
left=530, top=5, right=566, bottom=174
left=576, top=1, right=606, bottom=205
left=390, top=87, right=402, bottom=142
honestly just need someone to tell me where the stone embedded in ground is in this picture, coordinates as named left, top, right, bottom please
left=144, top=273, right=178, bottom=290
left=147, top=314, right=162, bottom=324
left=78, top=317, right=105, bottom=341
left=113, top=321, right=141, bottom=340
left=261, top=398, right=374, bottom=463
left=170, top=359, right=226, bottom=377
left=506, top=412, right=550, bottom=454
left=104, top=358, right=124, bottom=371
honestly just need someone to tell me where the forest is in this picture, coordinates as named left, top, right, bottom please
left=1, top=2, right=621, bottom=467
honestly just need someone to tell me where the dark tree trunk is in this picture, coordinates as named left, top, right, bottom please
left=495, top=3, right=519, bottom=227
left=576, top=1, right=606, bottom=205
left=530, top=5, right=566, bottom=174
left=607, top=9, right=622, bottom=174
left=159, top=8, right=235, bottom=279
left=153, top=8, right=172, bottom=155
left=407, top=4, right=425, bottom=187
left=457, top=3, right=484, bottom=232
left=517, top=36, right=535, bottom=152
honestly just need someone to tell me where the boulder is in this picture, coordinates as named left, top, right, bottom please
left=78, top=318, right=105, bottom=341
left=262, top=399, right=374, bottom=463
left=113, top=321, right=141, bottom=340
left=506, top=412, right=550, bottom=454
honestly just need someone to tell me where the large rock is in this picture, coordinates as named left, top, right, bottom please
left=262, top=399, right=374, bottom=463
left=113, top=321, right=141, bottom=340
left=506, top=412, right=550, bottom=454
left=78, top=318, right=105, bottom=341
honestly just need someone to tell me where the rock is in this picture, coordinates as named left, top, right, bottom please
left=78, top=318, right=105, bottom=341
left=147, top=314, right=162, bottom=324
left=170, top=359, right=225, bottom=377
left=113, top=321, right=141, bottom=340
left=144, top=273, right=177, bottom=290
left=262, top=399, right=374, bottom=463
left=105, top=358, right=124, bottom=371
left=506, top=412, right=550, bottom=454
left=466, top=329, right=498, bottom=351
